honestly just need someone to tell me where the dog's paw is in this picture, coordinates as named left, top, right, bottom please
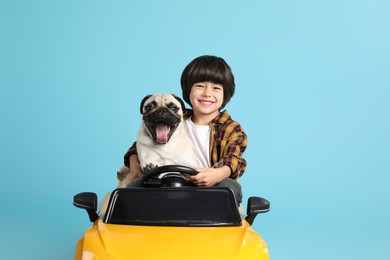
left=144, top=163, right=158, bottom=173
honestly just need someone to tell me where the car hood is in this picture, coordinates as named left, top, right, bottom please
left=80, top=220, right=268, bottom=259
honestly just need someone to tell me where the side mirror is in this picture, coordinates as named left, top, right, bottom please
left=73, top=192, right=99, bottom=222
left=245, top=197, right=270, bottom=225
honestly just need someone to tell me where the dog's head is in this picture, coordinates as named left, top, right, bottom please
left=140, top=94, right=186, bottom=144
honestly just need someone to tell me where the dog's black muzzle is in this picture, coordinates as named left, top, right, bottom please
left=143, top=108, right=181, bottom=127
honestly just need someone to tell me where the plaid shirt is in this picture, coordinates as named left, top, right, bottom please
left=124, top=110, right=248, bottom=179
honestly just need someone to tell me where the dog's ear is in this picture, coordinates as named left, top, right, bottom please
left=172, top=94, right=186, bottom=113
left=140, top=95, right=153, bottom=114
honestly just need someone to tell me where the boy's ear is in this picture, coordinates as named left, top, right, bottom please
left=172, top=94, right=186, bottom=113
left=140, top=94, right=153, bottom=114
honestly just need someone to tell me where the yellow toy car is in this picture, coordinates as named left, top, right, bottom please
left=73, top=165, right=270, bottom=259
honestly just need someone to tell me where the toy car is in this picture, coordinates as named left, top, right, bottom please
left=73, top=165, right=270, bottom=259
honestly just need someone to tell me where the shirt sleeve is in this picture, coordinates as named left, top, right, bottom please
left=123, top=141, right=137, bottom=167
left=219, top=125, right=248, bottom=179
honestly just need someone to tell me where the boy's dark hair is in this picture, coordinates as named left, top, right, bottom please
left=181, top=55, right=235, bottom=109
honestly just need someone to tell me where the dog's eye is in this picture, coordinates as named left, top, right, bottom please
left=168, top=103, right=179, bottom=112
left=145, top=103, right=155, bottom=113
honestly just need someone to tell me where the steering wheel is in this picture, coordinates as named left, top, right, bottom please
left=140, top=165, right=198, bottom=187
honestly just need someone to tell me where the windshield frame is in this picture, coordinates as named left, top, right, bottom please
left=103, top=187, right=242, bottom=227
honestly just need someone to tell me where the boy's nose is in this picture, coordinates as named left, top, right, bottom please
left=202, top=86, right=212, bottom=97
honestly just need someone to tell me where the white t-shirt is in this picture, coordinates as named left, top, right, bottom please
left=184, top=117, right=210, bottom=168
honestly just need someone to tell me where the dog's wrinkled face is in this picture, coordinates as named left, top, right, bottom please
left=140, top=94, right=186, bottom=144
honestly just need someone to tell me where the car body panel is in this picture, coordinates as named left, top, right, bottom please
left=75, top=219, right=269, bottom=260
left=74, top=166, right=270, bottom=259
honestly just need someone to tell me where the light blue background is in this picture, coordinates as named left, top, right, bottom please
left=1, top=1, right=389, bottom=259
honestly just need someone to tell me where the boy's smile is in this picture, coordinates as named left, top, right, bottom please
left=198, top=99, right=214, bottom=106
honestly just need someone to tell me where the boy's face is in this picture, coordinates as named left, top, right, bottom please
left=189, top=81, right=224, bottom=120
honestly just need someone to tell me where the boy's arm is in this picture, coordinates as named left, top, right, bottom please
left=218, top=128, right=248, bottom=179
left=124, top=142, right=143, bottom=178
left=124, top=142, right=137, bottom=167
left=192, top=125, right=248, bottom=186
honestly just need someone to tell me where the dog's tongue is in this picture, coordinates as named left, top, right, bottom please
left=155, top=124, right=170, bottom=143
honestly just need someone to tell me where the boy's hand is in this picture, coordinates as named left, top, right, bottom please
left=190, top=166, right=231, bottom=186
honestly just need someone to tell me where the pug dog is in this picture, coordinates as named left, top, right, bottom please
left=117, top=94, right=199, bottom=188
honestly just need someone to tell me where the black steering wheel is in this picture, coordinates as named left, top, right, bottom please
left=140, top=165, right=198, bottom=187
